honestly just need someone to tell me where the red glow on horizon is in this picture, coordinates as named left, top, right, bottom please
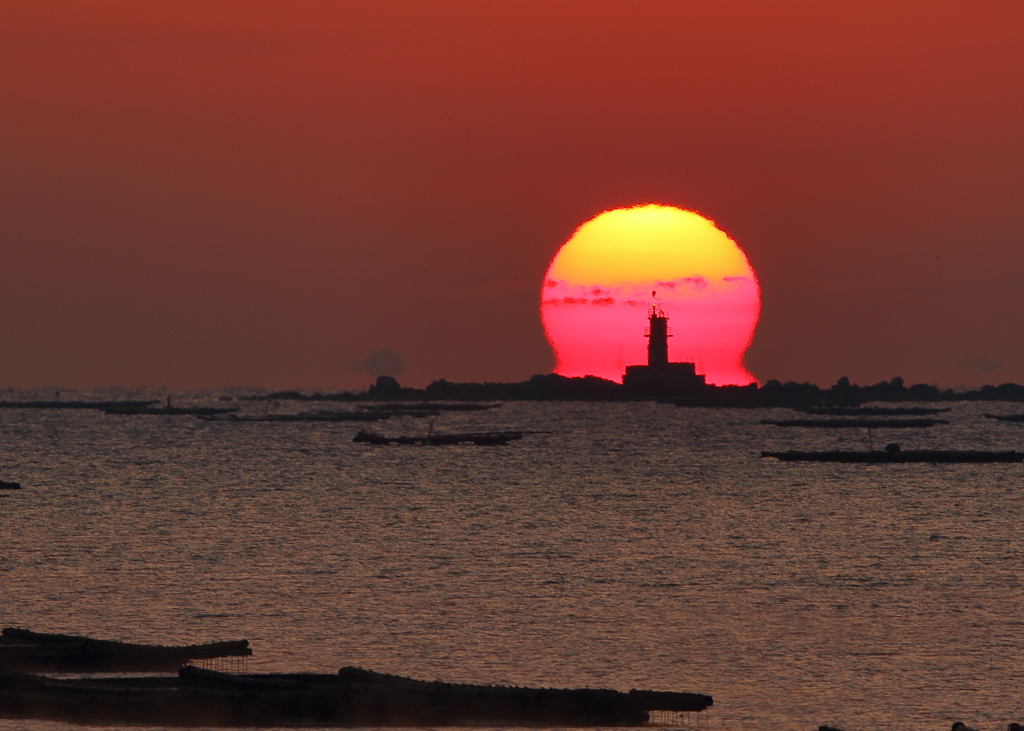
left=541, top=205, right=760, bottom=385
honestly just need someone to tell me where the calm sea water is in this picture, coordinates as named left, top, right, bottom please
left=3, top=397, right=1024, bottom=731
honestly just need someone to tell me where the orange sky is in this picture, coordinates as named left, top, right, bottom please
left=1, top=2, right=1022, bottom=389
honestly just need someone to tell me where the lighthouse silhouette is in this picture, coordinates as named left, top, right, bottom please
left=622, top=291, right=706, bottom=394
left=646, top=296, right=670, bottom=367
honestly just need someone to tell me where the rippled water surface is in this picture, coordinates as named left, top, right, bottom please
left=3, top=399, right=1024, bottom=731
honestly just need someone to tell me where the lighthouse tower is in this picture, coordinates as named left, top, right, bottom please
left=646, top=295, right=670, bottom=368
left=623, top=291, right=706, bottom=394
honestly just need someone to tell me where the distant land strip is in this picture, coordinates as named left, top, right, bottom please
left=242, top=375, right=1024, bottom=407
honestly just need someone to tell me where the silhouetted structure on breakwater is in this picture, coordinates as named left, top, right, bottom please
left=240, top=310, right=1024, bottom=410
left=621, top=297, right=707, bottom=398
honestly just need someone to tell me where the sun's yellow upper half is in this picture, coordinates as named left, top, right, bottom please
left=548, top=204, right=752, bottom=286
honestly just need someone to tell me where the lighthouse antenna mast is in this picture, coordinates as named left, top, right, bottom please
left=648, top=290, right=666, bottom=319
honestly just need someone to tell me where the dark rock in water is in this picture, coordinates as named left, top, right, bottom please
left=819, top=725, right=845, bottom=731
left=952, top=723, right=977, bottom=731
left=0, top=481, right=20, bottom=490
left=1007, top=724, right=1023, bottom=731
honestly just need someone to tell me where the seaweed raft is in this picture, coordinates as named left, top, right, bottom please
left=0, top=665, right=713, bottom=727
left=0, top=628, right=251, bottom=673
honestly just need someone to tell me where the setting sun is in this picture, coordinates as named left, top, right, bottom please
left=541, top=204, right=760, bottom=385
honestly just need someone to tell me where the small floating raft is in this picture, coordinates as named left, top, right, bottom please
left=103, top=406, right=240, bottom=416
left=0, top=399, right=159, bottom=410
left=0, top=480, right=20, bottom=490
left=358, top=402, right=502, bottom=412
left=762, top=450, right=1024, bottom=463
left=761, top=418, right=948, bottom=428
left=353, top=429, right=547, bottom=446
left=0, top=628, right=251, bottom=673
left=796, top=406, right=952, bottom=416
left=198, top=411, right=392, bottom=423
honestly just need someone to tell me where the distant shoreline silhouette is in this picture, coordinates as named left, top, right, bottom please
left=241, top=374, right=1024, bottom=407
